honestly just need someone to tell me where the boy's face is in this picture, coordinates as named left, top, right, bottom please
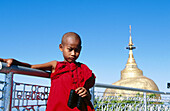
left=59, top=36, right=81, bottom=63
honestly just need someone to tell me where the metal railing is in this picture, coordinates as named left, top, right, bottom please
left=94, top=83, right=170, bottom=111
left=0, top=62, right=50, bottom=111
left=0, top=62, right=170, bottom=111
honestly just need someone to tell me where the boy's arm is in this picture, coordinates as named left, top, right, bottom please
left=0, top=58, right=57, bottom=73
left=31, top=61, right=57, bottom=73
left=0, top=58, right=31, bottom=67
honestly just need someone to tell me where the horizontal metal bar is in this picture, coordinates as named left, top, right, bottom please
left=0, top=62, right=50, bottom=78
left=14, top=81, right=50, bottom=87
left=95, top=83, right=170, bottom=95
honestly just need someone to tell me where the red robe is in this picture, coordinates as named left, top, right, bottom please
left=46, top=61, right=95, bottom=111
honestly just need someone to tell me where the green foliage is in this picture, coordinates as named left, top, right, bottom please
left=94, top=93, right=163, bottom=111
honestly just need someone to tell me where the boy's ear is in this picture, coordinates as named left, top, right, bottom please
left=59, top=44, right=63, bottom=52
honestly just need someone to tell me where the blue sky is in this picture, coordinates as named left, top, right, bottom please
left=0, top=0, right=170, bottom=92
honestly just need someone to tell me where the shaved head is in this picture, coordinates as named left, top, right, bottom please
left=59, top=32, right=82, bottom=62
left=61, top=32, right=81, bottom=46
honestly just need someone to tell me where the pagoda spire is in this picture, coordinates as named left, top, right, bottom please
left=121, top=25, right=143, bottom=79
left=126, top=25, right=136, bottom=65
left=127, top=25, right=135, bottom=49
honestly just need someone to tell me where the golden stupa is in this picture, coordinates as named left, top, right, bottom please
left=104, top=25, right=159, bottom=97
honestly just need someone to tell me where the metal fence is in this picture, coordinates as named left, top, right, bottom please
left=0, top=62, right=50, bottom=111
left=0, top=62, right=170, bottom=111
left=93, top=83, right=170, bottom=111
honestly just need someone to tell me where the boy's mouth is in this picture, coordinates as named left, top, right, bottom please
left=69, top=57, right=76, bottom=61
left=70, top=57, right=75, bottom=60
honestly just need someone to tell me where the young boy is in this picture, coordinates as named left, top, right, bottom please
left=0, top=32, right=95, bottom=111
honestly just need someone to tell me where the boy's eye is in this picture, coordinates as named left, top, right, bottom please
left=68, top=48, right=73, bottom=51
left=67, top=47, right=80, bottom=52
left=75, top=49, right=79, bottom=52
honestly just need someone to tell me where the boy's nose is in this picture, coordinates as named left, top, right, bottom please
left=71, top=50, right=76, bottom=56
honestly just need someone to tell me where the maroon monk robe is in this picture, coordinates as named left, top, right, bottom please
left=46, top=61, right=95, bottom=111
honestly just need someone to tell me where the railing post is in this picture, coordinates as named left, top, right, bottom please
left=143, top=92, right=147, bottom=111
left=4, top=72, right=13, bottom=111
left=91, top=86, right=95, bottom=106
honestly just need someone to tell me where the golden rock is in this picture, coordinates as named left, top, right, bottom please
left=104, top=25, right=160, bottom=98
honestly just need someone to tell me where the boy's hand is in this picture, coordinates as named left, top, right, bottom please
left=5, top=59, right=14, bottom=67
left=0, top=58, right=15, bottom=67
left=75, top=87, right=90, bottom=98
left=0, top=58, right=31, bottom=68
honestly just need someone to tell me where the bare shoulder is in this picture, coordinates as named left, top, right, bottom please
left=50, top=60, right=57, bottom=73
left=50, top=60, right=58, bottom=69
